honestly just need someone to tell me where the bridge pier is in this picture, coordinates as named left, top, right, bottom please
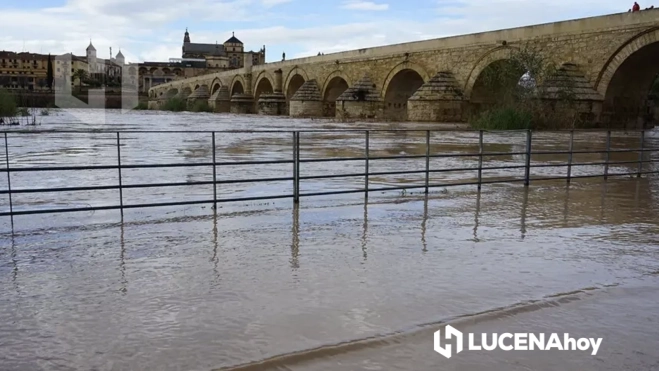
left=336, top=75, right=382, bottom=120
left=274, top=69, right=283, bottom=93
left=258, top=93, right=287, bottom=115
left=176, top=90, right=191, bottom=101
left=407, top=72, right=465, bottom=122
left=290, top=80, right=323, bottom=117
left=538, top=64, right=604, bottom=127
left=208, top=86, right=230, bottom=113
left=187, top=85, right=210, bottom=110
left=254, top=68, right=288, bottom=115
left=231, top=94, right=255, bottom=114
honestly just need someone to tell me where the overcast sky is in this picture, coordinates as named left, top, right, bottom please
left=1, top=0, right=628, bottom=63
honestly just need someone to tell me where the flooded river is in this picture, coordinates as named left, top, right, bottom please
left=1, top=110, right=659, bottom=371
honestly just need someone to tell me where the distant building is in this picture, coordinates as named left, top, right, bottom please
left=182, top=29, right=266, bottom=68
left=0, top=51, right=50, bottom=91
left=137, top=29, right=266, bottom=93
left=51, top=40, right=132, bottom=90
left=84, top=41, right=123, bottom=80
left=54, top=53, right=89, bottom=89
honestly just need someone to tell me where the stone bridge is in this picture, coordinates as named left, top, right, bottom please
left=149, top=10, right=659, bottom=126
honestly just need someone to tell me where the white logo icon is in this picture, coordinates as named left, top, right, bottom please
left=433, top=325, right=463, bottom=359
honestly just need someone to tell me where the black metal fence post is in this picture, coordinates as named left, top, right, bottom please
left=567, top=130, right=574, bottom=183
left=638, top=130, right=645, bottom=177
left=604, top=130, right=611, bottom=180
left=212, top=132, right=217, bottom=208
left=296, top=132, right=300, bottom=202
left=365, top=130, right=369, bottom=199
left=477, top=130, right=483, bottom=190
left=425, top=130, right=430, bottom=194
left=116, top=133, right=124, bottom=217
left=524, top=130, right=532, bottom=186
left=293, top=132, right=300, bottom=204
left=4, top=133, right=13, bottom=223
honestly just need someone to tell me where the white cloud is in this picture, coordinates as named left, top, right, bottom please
left=340, top=1, right=389, bottom=11
left=261, top=0, right=292, bottom=7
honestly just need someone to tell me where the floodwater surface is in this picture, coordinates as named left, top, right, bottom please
left=1, top=110, right=659, bottom=371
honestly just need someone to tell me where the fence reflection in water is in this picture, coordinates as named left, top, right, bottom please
left=1, top=129, right=657, bottom=221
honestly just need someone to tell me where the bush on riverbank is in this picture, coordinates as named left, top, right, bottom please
left=0, top=89, right=18, bottom=119
left=134, top=101, right=149, bottom=110
left=468, top=46, right=579, bottom=130
left=161, top=97, right=187, bottom=112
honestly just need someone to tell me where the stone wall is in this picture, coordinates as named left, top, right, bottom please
left=290, top=100, right=323, bottom=117
left=258, top=93, right=287, bottom=115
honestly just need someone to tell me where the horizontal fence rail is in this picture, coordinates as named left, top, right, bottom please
left=1, top=129, right=658, bottom=219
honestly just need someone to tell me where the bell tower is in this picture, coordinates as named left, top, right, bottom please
left=86, top=40, right=97, bottom=73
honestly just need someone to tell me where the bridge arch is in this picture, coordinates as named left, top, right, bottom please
left=230, top=75, right=246, bottom=96
left=463, top=46, right=519, bottom=100
left=322, top=70, right=351, bottom=117
left=254, top=73, right=275, bottom=103
left=166, top=88, right=179, bottom=99
left=596, top=28, right=659, bottom=127
left=179, top=86, right=192, bottom=100
left=210, top=78, right=222, bottom=95
left=381, top=62, right=430, bottom=99
left=382, top=62, right=429, bottom=121
left=596, top=28, right=659, bottom=96
left=284, top=67, right=309, bottom=99
left=253, top=71, right=275, bottom=93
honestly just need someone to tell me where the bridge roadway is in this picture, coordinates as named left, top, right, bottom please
left=148, top=10, right=659, bottom=127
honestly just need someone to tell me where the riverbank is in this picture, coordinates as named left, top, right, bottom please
left=4, top=90, right=148, bottom=109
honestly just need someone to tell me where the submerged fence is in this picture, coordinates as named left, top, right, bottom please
left=1, top=129, right=658, bottom=220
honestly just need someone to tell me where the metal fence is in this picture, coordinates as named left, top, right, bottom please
left=1, top=129, right=658, bottom=221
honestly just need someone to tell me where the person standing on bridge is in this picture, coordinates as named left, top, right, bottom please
left=632, top=2, right=641, bottom=11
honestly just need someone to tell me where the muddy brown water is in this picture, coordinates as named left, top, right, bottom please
left=1, top=110, right=659, bottom=371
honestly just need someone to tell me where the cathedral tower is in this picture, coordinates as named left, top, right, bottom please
left=86, top=40, right=97, bottom=73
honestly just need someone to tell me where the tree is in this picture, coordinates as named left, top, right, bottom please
left=47, top=54, right=54, bottom=91
left=0, top=89, right=18, bottom=122
left=650, top=74, right=659, bottom=101
left=470, top=46, right=580, bottom=130
left=72, top=69, right=88, bottom=92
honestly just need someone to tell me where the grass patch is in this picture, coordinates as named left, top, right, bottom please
left=161, top=96, right=187, bottom=112
left=189, top=100, right=212, bottom=113
left=470, top=106, right=533, bottom=130
left=134, top=101, right=149, bottom=110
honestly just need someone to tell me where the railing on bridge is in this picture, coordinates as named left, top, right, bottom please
left=1, top=129, right=658, bottom=221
